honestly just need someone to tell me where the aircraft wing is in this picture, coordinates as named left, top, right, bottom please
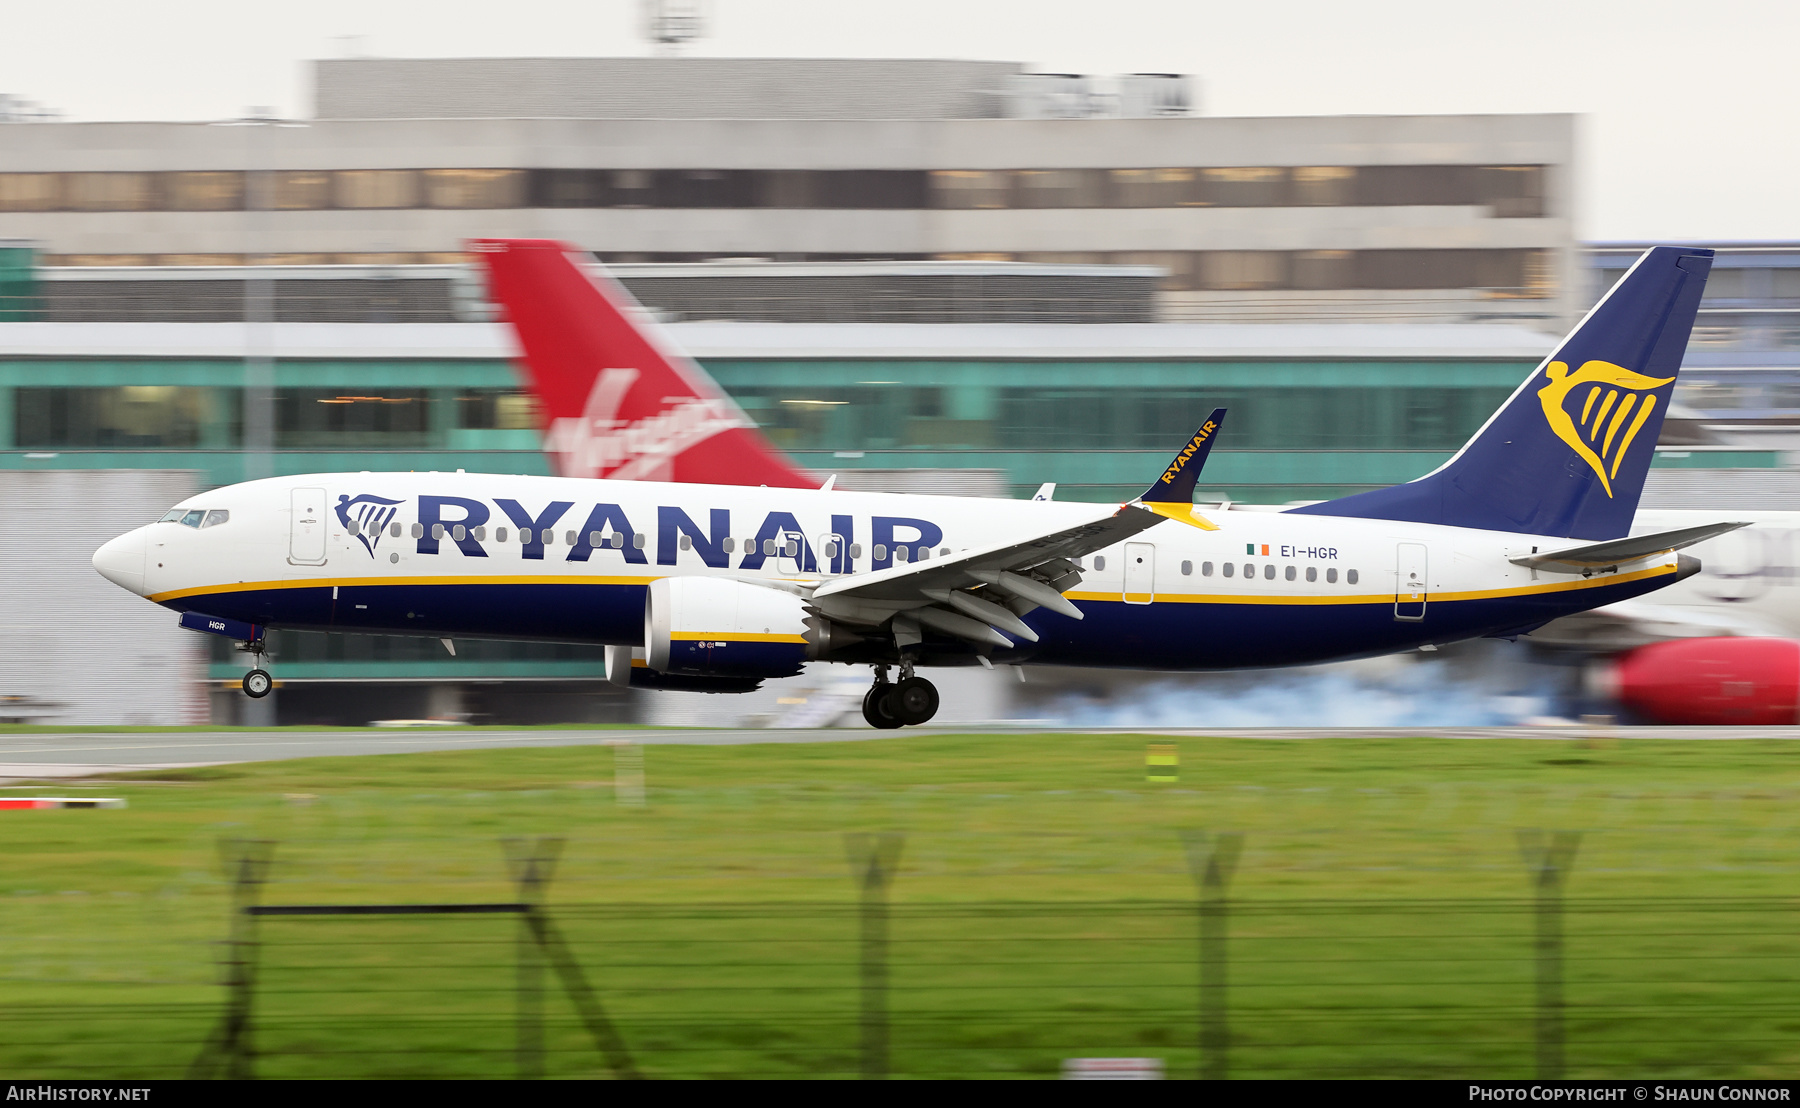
left=807, top=502, right=1167, bottom=646
left=1510, top=521, right=1750, bottom=573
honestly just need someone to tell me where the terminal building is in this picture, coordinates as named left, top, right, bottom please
left=0, top=57, right=1789, bottom=726
left=0, top=57, right=1577, bottom=327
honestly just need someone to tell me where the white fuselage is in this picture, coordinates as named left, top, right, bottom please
left=93, top=472, right=1688, bottom=672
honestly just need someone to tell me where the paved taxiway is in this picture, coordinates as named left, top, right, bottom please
left=2, top=725, right=1798, bottom=780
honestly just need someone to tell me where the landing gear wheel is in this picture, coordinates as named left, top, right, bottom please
left=889, top=676, right=939, bottom=726
left=862, top=684, right=903, bottom=730
left=243, top=669, right=272, bottom=699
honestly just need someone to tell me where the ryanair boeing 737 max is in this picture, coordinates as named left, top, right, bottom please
left=91, top=242, right=1740, bottom=728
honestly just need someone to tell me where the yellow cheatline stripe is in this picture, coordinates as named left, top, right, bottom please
left=1065, top=562, right=1676, bottom=607
left=669, top=632, right=807, bottom=644
left=149, top=573, right=660, bottom=603
left=1141, top=502, right=1220, bottom=531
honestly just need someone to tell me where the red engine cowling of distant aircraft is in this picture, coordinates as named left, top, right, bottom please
left=1596, top=637, right=1800, bottom=725
left=645, top=576, right=821, bottom=679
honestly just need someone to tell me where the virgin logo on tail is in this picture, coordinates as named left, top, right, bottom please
left=546, top=366, right=756, bottom=482
left=472, top=238, right=815, bottom=490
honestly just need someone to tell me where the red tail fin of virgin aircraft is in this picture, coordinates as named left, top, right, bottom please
left=470, top=238, right=814, bottom=488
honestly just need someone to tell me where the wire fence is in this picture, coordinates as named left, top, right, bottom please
left=0, top=831, right=1760, bottom=1079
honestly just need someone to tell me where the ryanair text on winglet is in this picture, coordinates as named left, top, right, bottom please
left=1157, top=420, right=1218, bottom=487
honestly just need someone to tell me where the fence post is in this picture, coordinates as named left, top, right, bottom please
left=1181, top=831, right=1243, bottom=1080
left=1517, top=830, right=1581, bottom=1080
left=503, top=837, right=563, bottom=1080
left=845, top=833, right=904, bottom=1080
left=189, top=838, right=275, bottom=1079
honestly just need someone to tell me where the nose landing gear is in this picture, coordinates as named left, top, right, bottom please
left=861, top=663, right=939, bottom=728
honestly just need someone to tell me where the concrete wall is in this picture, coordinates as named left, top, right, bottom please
left=0, top=470, right=206, bottom=725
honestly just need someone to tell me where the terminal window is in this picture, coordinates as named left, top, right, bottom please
left=14, top=386, right=213, bottom=448
left=0, top=164, right=1550, bottom=214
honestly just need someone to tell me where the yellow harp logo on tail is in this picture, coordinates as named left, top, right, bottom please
left=1536, top=359, right=1674, bottom=498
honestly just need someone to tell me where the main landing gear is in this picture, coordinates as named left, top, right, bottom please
left=862, top=663, right=940, bottom=729
left=239, top=639, right=272, bottom=699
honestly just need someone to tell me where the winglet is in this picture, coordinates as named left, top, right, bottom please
left=1140, top=409, right=1226, bottom=504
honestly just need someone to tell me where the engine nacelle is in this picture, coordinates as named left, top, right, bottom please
left=645, top=576, right=813, bottom=679
left=1595, top=636, right=1800, bottom=725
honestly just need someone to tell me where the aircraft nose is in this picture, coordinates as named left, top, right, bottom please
left=92, top=526, right=148, bottom=596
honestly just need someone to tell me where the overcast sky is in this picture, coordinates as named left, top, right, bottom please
left=5, top=0, right=1795, bottom=242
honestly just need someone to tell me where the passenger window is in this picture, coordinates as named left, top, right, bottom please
left=1243, top=563, right=1254, bottom=578
left=347, top=519, right=361, bottom=536
left=680, top=534, right=693, bottom=551
left=588, top=531, right=602, bottom=546
left=391, top=521, right=403, bottom=538
left=494, top=526, right=508, bottom=542
left=411, top=523, right=424, bottom=538
left=1284, top=565, right=1295, bottom=581
left=1202, top=561, right=1213, bottom=576
left=1072, top=557, right=1083, bottom=569
left=634, top=532, right=647, bottom=550
left=917, top=547, right=929, bottom=561
left=473, top=526, right=486, bottom=541
left=1347, top=569, right=1359, bottom=585
left=1327, top=568, right=1338, bottom=583
left=201, top=510, right=230, bottom=529
left=723, top=537, right=736, bottom=553
left=1264, top=564, right=1276, bottom=580
left=1181, top=560, right=1192, bottom=576
left=895, top=546, right=910, bottom=563
left=873, top=544, right=887, bottom=560
left=939, top=547, right=950, bottom=557
left=541, top=529, right=554, bottom=545
left=1222, top=562, right=1235, bottom=578
left=1094, top=556, right=1106, bottom=571
left=564, top=530, right=576, bottom=546
left=1306, top=566, right=1317, bottom=582
left=181, top=510, right=205, bottom=528
left=431, top=523, right=445, bottom=539
left=850, top=544, right=862, bottom=559
left=763, top=538, right=777, bottom=556
left=453, top=525, right=466, bottom=541
left=785, top=539, right=799, bottom=557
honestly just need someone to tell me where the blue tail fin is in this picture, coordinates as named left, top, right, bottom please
left=1290, top=246, right=1713, bottom=539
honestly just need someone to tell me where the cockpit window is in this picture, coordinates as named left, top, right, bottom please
left=180, top=509, right=205, bottom=527
left=200, top=510, right=230, bottom=529
left=159, top=509, right=185, bottom=523
left=162, top=508, right=207, bottom=527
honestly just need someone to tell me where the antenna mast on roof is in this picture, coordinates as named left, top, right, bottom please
left=642, top=0, right=708, bottom=56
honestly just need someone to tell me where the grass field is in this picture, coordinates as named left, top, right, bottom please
left=3, top=733, right=1799, bottom=1079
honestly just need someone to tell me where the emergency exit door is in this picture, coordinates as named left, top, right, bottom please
left=1394, top=542, right=1427, bottom=621
left=290, top=487, right=327, bottom=565
left=1123, top=542, right=1155, bottom=604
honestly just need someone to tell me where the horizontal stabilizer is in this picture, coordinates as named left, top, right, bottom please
left=1510, top=521, right=1749, bottom=573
